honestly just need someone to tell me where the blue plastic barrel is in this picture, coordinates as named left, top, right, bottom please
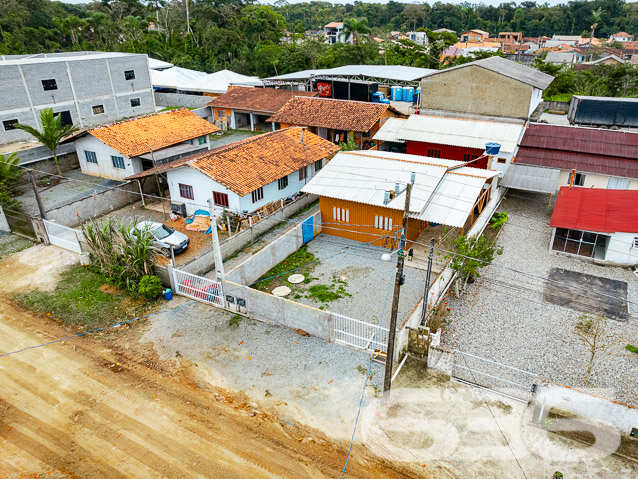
left=485, top=142, right=502, bottom=155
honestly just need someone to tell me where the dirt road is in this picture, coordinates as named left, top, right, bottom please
left=0, top=297, right=420, bottom=478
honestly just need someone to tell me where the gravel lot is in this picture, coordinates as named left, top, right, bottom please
left=17, top=168, right=121, bottom=215
left=289, top=234, right=426, bottom=328
left=141, top=297, right=384, bottom=439
left=443, top=191, right=638, bottom=406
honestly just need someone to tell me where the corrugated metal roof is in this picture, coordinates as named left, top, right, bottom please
left=500, top=164, right=560, bottom=193
left=550, top=187, right=638, bottom=233
left=420, top=56, right=554, bottom=90
left=301, top=150, right=498, bottom=227
left=373, top=118, right=407, bottom=142
left=517, top=123, right=638, bottom=178
left=266, top=65, right=435, bottom=82
left=393, top=115, right=524, bottom=153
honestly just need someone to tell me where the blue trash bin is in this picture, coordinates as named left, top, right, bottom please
left=164, top=288, right=173, bottom=300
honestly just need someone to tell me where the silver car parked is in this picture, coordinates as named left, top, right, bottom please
left=136, top=221, right=190, bottom=257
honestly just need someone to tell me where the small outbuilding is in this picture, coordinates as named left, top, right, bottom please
left=550, top=187, right=638, bottom=265
left=207, top=87, right=317, bottom=130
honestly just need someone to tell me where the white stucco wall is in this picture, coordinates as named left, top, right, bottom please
left=556, top=170, right=638, bottom=191
left=488, top=152, right=515, bottom=176
left=606, top=232, right=638, bottom=265
left=75, top=135, right=137, bottom=181
left=166, top=159, right=325, bottom=216
left=528, top=87, right=544, bottom=116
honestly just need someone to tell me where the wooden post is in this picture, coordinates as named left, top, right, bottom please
left=29, top=170, right=47, bottom=220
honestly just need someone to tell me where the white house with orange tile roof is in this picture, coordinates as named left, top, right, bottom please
left=72, top=108, right=219, bottom=181
left=125, top=127, right=339, bottom=216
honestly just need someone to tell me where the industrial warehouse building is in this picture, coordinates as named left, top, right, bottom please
left=0, top=51, right=156, bottom=144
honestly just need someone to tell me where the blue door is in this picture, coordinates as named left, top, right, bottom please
left=302, top=216, right=314, bottom=243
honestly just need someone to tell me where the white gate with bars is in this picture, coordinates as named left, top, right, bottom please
left=452, top=350, right=537, bottom=402
left=172, top=268, right=224, bottom=307
left=332, top=313, right=389, bottom=353
left=43, top=219, right=82, bottom=253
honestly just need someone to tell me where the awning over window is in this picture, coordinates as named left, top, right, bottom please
left=501, top=164, right=560, bottom=194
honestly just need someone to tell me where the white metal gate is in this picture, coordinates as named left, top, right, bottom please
left=172, top=268, right=224, bottom=307
left=452, top=350, right=537, bottom=403
left=332, top=313, right=389, bottom=353
left=43, top=219, right=81, bottom=253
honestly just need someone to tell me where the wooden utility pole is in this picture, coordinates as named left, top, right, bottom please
left=383, top=182, right=412, bottom=394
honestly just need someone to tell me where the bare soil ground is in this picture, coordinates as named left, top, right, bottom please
left=0, top=246, right=421, bottom=478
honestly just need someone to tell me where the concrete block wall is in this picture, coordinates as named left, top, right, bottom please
left=154, top=92, right=212, bottom=109
left=426, top=345, right=454, bottom=375
left=534, top=382, right=638, bottom=436
left=45, top=182, right=142, bottom=227
left=181, top=194, right=318, bottom=276
left=225, top=211, right=320, bottom=284
left=223, top=279, right=334, bottom=339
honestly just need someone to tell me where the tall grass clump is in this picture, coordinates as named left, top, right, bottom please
left=81, top=218, right=158, bottom=291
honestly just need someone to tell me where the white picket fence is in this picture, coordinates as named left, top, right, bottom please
left=43, top=219, right=82, bottom=253
left=172, top=268, right=224, bottom=307
left=332, top=313, right=389, bottom=353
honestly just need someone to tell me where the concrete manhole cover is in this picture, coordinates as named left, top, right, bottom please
left=288, top=274, right=305, bottom=284
left=272, top=286, right=292, bottom=297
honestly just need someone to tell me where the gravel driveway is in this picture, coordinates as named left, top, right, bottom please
left=141, top=297, right=384, bottom=440
left=443, top=191, right=638, bottom=406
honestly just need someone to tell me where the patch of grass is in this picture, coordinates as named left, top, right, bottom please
left=229, top=314, right=243, bottom=326
left=255, top=245, right=317, bottom=291
left=303, top=276, right=318, bottom=284
left=17, top=265, right=151, bottom=329
left=626, top=344, right=638, bottom=354
left=294, top=293, right=302, bottom=299
left=305, top=277, right=351, bottom=303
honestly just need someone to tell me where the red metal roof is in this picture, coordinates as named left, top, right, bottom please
left=516, top=124, right=638, bottom=178
left=550, top=187, right=638, bottom=233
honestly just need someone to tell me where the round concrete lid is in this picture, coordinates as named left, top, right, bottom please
left=288, top=274, right=305, bottom=284
left=272, top=286, right=292, bottom=297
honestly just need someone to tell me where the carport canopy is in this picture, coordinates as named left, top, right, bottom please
left=501, top=164, right=560, bottom=194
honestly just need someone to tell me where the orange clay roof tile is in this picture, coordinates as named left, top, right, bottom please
left=126, top=128, right=340, bottom=196
left=267, top=97, right=393, bottom=133
left=88, top=108, right=219, bottom=158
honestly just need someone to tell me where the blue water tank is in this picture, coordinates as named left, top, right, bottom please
left=485, top=142, right=501, bottom=155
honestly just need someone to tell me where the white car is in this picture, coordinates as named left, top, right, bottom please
left=136, top=221, right=190, bottom=257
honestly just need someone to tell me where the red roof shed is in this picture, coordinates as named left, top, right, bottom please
left=550, top=187, right=638, bottom=233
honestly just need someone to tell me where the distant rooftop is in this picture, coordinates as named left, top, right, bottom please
left=266, top=64, right=436, bottom=84
left=0, top=51, right=144, bottom=65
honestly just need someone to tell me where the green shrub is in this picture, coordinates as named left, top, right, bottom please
left=138, top=275, right=163, bottom=300
left=626, top=344, right=638, bottom=355
left=490, top=211, right=508, bottom=230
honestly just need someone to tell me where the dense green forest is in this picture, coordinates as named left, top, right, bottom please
left=1, top=0, right=637, bottom=97
left=2, top=0, right=637, bottom=74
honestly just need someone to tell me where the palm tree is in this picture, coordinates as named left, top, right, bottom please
left=14, top=109, right=79, bottom=177
left=590, top=7, right=602, bottom=39
left=342, top=17, right=371, bottom=45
